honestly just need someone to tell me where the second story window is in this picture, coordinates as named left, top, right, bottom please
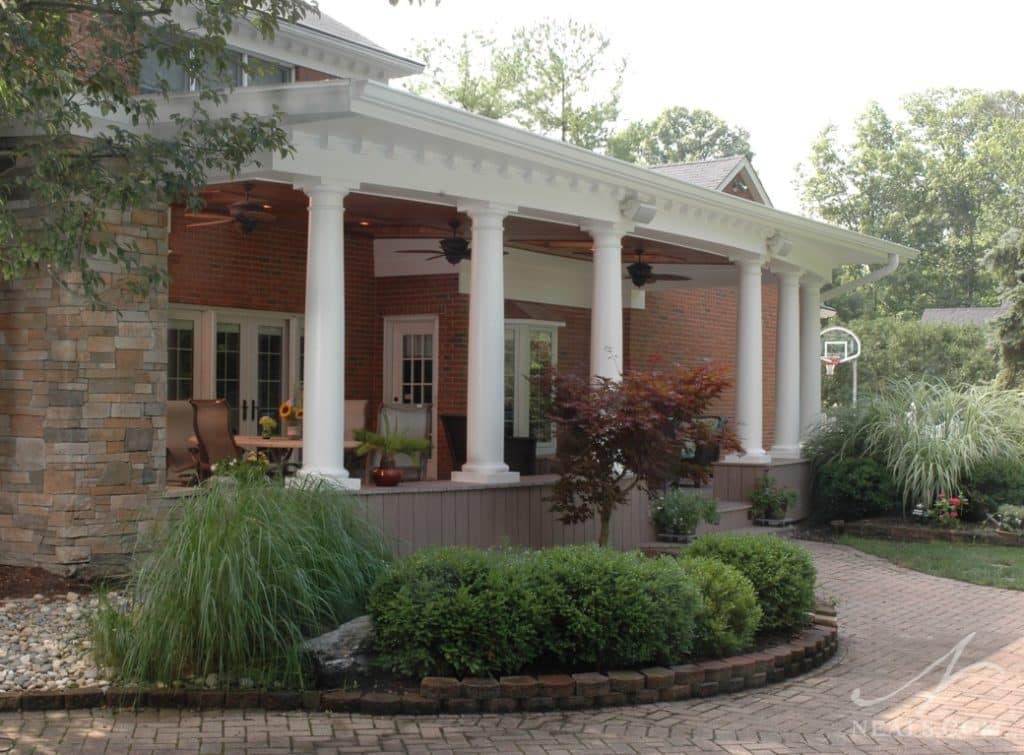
left=139, top=46, right=292, bottom=95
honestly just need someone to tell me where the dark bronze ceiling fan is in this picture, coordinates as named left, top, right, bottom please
left=393, top=219, right=471, bottom=265
left=625, top=249, right=691, bottom=287
left=185, top=182, right=277, bottom=234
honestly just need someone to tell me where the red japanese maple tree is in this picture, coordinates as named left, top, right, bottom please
left=537, top=362, right=739, bottom=546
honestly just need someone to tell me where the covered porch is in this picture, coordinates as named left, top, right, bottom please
left=160, top=77, right=911, bottom=531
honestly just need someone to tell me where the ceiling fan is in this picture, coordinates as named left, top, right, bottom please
left=394, top=219, right=472, bottom=265
left=185, top=183, right=277, bottom=234
left=625, top=249, right=691, bottom=288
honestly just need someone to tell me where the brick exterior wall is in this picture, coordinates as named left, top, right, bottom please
left=0, top=208, right=170, bottom=575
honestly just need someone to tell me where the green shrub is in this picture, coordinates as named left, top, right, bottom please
left=650, top=489, right=719, bottom=535
left=680, top=557, right=761, bottom=657
left=368, top=547, right=537, bottom=678
left=749, top=476, right=796, bottom=520
left=846, top=381, right=1024, bottom=515
left=92, top=479, right=390, bottom=688
left=812, top=456, right=899, bottom=523
left=963, top=457, right=1024, bottom=519
left=369, top=545, right=702, bottom=676
left=686, top=533, right=815, bottom=634
left=523, top=546, right=700, bottom=670
left=995, top=504, right=1024, bottom=533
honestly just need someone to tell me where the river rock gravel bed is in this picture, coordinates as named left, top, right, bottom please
left=0, top=593, right=110, bottom=693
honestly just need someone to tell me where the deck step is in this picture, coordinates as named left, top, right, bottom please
left=698, top=500, right=752, bottom=533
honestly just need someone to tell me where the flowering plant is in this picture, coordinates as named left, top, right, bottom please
left=213, top=451, right=269, bottom=483
left=258, top=415, right=277, bottom=438
left=919, top=492, right=967, bottom=527
left=650, top=489, right=720, bottom=536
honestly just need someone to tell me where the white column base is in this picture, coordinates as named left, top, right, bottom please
left=452, top=467, right=521, bottom=485
left=723, top=449, right=772, bottom=464
left=769, top=444, right=801, bottom=459
left=294, top=467, right=361, bottom=490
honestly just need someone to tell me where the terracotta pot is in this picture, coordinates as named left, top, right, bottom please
left=372, top=467, right=402, bottom=487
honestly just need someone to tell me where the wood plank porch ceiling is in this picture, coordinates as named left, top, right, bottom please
left=198, top=182, right=729, bottom=266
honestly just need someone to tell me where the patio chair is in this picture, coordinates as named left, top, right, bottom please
left=679, top=415, right=729, bottom=487
left=166, top=400, right=199, bottom=485
left=189, top=398, right=245, bottom=480
left=370, top=403, right=432, bottom=482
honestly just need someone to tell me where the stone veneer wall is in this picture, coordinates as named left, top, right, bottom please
left=0, top=206, right=170, bottom=575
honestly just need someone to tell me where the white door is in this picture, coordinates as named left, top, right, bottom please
left=384, top=316, right=438, bottom=477
left=215, top=315, right=288, bottom=434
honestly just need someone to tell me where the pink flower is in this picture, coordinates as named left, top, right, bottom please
left=950, top=497, right=961, bottom=506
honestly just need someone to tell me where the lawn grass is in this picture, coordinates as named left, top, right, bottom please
left=839, top=534, right=1024, bottom=590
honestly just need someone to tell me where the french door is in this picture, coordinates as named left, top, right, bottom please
left=214, top=316, right=288, bottom=435
left=384, top=316, right=438, bottom=478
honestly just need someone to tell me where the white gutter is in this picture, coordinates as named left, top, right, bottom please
left=820, top=253, right=900, bottom=301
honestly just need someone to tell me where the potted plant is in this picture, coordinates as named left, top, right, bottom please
left=749, top=476, right=796, bottom=525
left=649, top=489, right=720, bottom=542
left=353, top=417, right=431, bottom=487
left=258, top=415, right=277, bottom=440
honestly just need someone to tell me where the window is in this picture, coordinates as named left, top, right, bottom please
left=167, top=319, right=195, bottom=400
left=247, top=54, right=292, bottom=86
left=504, top=321, right=561, bottom=456
left=138, top=44, right=292, bottom=94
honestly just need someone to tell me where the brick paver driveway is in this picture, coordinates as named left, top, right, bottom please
left=4, top=540, right=1024, bottom=754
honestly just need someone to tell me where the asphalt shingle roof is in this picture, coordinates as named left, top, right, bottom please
left=920, top=305, right=1008, bottom=325
left=649, top=156, right=747, bottom=191
left=296, top=12, right=400, bottom=59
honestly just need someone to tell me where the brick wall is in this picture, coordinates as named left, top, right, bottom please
left=624, top=285, right=779, bottom=450
left=0, top=208, right=170, bottom=575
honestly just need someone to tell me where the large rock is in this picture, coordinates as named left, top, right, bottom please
left=304, top=615, right=381, bottom=688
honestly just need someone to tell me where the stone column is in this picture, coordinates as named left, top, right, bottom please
left=729, top=258, right=769, bottom=461
left=296, top=182, right=359, bottom=489
left=452, top=202, right=520, bottom=484
left=771, top=270, right=802, bottom=458
left=583, top=222, right=625, bottom=380
left=800, top=276, right=824, bottom=440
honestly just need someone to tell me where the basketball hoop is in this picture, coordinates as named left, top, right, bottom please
left=823, top=356, right=841, bottom=377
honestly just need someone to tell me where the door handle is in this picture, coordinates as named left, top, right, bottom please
left=242, top=400, right=248, bottom=422
left=249, top=399, right=256, bottom=421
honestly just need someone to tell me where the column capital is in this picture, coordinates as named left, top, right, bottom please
left=733, top=257, right=764, bottom=274
left=294, top=180, right=355, bottom=207
left=458, top=200, right=517, bottom=223
left=773, top=268, right=802, bottom=286
left=800, top=272, right=827, bottom=289
left=579, top=219, right=631, bottom=244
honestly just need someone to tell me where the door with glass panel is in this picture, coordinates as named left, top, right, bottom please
left=215, top=317, right=286, bottom=435
left=384, top=317, right=437, bottom=477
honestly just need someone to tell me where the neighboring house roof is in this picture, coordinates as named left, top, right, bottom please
left=920, top=305, right=1008, bottom=325
left=650, top=155, right=772, bottom=207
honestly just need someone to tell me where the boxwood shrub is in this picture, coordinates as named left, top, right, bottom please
left=680, top=557, right=761, bottom=657
left=522, top=546, right=700, bottom=670
left=369, top=545, right=701, bottom=677
left=813, top=456, right=898, bottom=523
left=686, top=534, right=815, bottom=634
left=368, top=547, right=538, bottom=678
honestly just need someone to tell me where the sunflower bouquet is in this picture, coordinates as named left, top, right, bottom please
left=279, top=396, right=304, bottom=437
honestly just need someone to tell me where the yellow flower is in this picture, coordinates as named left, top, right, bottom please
left=279, top=400, right=293, bottom=420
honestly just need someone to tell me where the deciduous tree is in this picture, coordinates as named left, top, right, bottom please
left=985, top=228, right=1024, bottom=389
left=538, top=363, right=739, bottom=547
left=608, top=106, right=753, bottom=166
left=799, top=89, right=1024, bottom=319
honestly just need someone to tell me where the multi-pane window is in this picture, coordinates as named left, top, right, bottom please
left=139, top=46, right=292, bottom=94
left=256, top=326, right=284, bottom=423
left=399, top=333, right=433, bottom=405
left=167, top=319, right=195, bottom=400
left=504, top=321, right=559, bottom=455
left=216, top=323, right=242, bottom=433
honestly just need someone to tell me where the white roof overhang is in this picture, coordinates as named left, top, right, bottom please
left=142, top=79, right=917, bottom=281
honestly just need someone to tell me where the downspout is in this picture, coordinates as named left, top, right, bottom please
left=820, top=253, right=900, bottom=302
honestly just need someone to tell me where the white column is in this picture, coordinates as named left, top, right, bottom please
left=728, top=259, right=769, bottom=462
left=452, top=202, right=519, bottom=484
left=771, top=270, right=801, bottom=458
left=800, top=277, right=824, bottom=440
left=296, top=183, right=359, bottom=489
left=583, top=222, right=625, bottom=380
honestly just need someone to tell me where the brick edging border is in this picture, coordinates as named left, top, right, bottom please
left=0, top=614, right=839, bottom=715
left=835, top=519, right=1023, bottom=547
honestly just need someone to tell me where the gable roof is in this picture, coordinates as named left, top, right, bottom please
left=921, top=305, right=1008, bottom=326
left=650, top=155, right=772, bottom=207
left=296, top=13, right=395, bottom=57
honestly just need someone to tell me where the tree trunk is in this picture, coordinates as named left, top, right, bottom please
left=598, top=507, right=612, bottom=547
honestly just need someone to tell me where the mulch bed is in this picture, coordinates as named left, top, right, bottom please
left=832, top=516, right=1024, bottom=547
left=0, top=565, right=91, bottom=600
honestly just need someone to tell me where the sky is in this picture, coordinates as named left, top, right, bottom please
left=325, top=0, right=1023, bottom=214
